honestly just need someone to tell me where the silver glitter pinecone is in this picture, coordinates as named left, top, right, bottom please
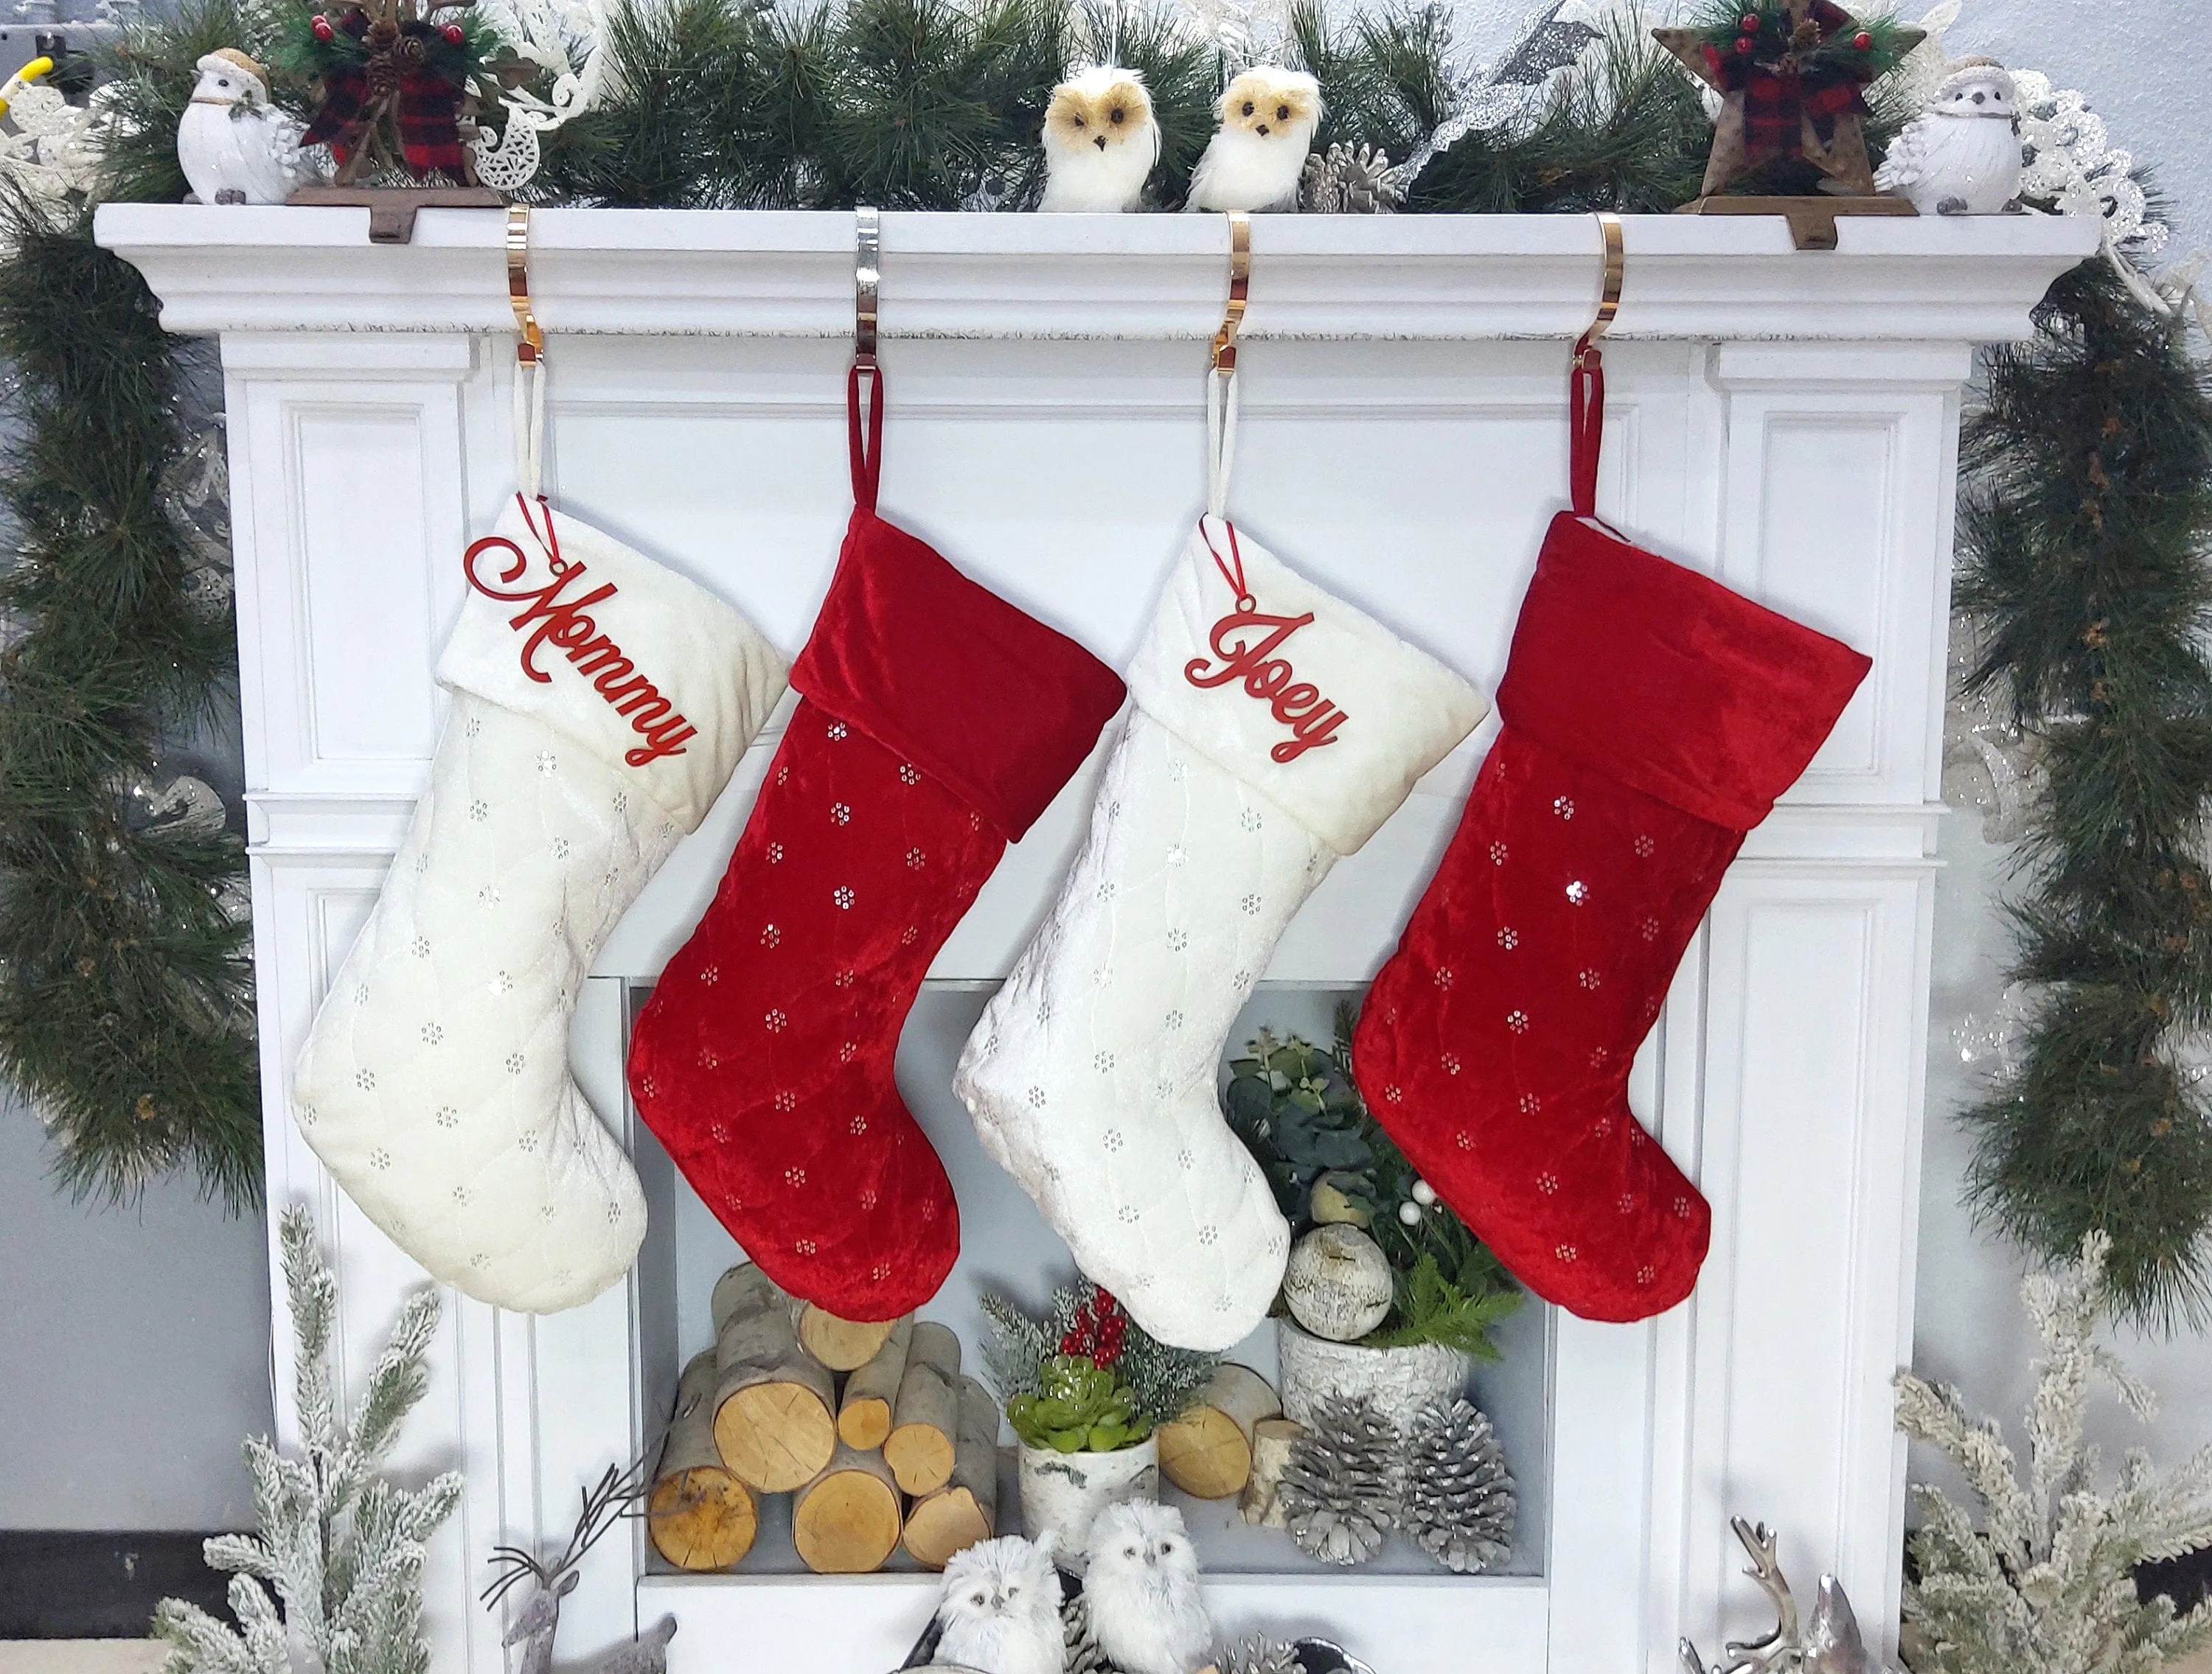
left=1214, top=1637, right=1304, bottom=1674
left=1300, top=142, right=1405, bottom=213
left=1061, top=1587, right=1110, bottom=1674
left=1279, top=1396, right=1398, bottom=1566
left=1402, top=1398, right=1516, bottom=1574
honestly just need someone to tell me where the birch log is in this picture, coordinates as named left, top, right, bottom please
left=648, top=1350, right=759, bottom=1569
left=792, top=1441, right=903, bottom=1574
left=883, top=1320, right=961, bottom=1495
left=1239, top=1417, right=1304, bottom=1528
left=902, top=1375, right=999, bottom=1569
left=837, top=1315, right=915, bottom=1450
left=1158, top=1364, right=1281, bottom=1500
left=711, top=1263, right=837, bottom=1492
left=794, top=1302, right=900, bottom=1373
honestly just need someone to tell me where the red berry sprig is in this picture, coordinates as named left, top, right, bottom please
left=1055, top=1288, right=1130, bottom=1367
left=442, top=22, right=463, bottom=42
left=310, top=13, right=333, bottom=40
left=1852, top=30, right=1873, bottom=49
left=1739, top=10, right=1759, bottom=27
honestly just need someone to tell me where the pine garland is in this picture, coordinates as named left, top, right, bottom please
left=0, top=189, right=257, bottom=1210
left=1955, top=260, right=2212, bottom=1328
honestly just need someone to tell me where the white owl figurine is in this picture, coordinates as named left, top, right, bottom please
left=1185, top=67, right=1321, bottom=213
left=177, top=49, right=321, bottom=206
left=1082, top=1502, right=1211, bottom=1674
left=932, top=1532, right=1065, bottom=1674
left=1040, top=65, right=1159, bottom=212
left=1874, top=59, right=2023, bottom=216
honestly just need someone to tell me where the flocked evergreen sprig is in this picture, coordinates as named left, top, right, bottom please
left=154, top=1206, right=463, bottom=1674
left=981, top=1276, right=1218, bottom=1438
left=1954, top=258, right=2212, bottom=1328
left=1897, top=1232, right=2212, bottom=1674
left=0, top=187, right=258, bottom=1210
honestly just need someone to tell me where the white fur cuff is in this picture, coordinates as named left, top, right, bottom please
left=1127, top=520, right=1487, bottom=854
left=438, top=501, right=788, bottom=834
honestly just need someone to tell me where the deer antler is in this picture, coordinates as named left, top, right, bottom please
left=1720, top=1518, right=1804, bottom=1674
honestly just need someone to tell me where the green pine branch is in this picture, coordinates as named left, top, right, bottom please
left=1956, top=261, right=2212, bottom=1330
left=0, top=189, right=259, bottom=1211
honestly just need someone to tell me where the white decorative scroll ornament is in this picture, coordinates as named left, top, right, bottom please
left=467, top=0, right=607, bottom=192
left=0, top=81, right=111, bottom=203
left=1940, top=618, right=2039, bottom=846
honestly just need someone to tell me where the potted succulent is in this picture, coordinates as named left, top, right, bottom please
left=1224, top=1014, right=1523, bottom=1435
left=982, top=1280, right=1217, bottom=1558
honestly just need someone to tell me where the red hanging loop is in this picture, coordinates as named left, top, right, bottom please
left=1570, top=331, right=1604, bottom=520
left=1200, top=515, right=1253, bottom=611
left=848, top=360, right=883, bottom=514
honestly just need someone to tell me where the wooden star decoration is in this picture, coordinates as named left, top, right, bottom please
left=1655, top=0, right=1923, bottom=199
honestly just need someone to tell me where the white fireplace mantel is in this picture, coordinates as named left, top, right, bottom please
left=95, top=204, right=2098, bottom=1674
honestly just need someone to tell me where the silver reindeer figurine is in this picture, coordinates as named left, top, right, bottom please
left=1679, top=1518, right=1896, bottom=1674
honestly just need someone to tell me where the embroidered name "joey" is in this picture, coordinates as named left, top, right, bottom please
left=464, top=505, right=697, bottom=767
left=1184, top=601, right=1348, bottom=762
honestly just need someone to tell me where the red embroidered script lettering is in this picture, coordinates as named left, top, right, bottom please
left=1182, top=520, right=1346, bottom=764
left=463, top=495, right=698, bottom=768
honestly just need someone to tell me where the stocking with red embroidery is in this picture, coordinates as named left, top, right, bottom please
left=627, top=363, right=1126, bottom=1319
left=1352, top=300, right=1870, bottom=1322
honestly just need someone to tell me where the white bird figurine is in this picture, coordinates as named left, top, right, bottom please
left=1185, top=66, right=1321, bottom=212
left=1040, top=65, right=1159, bottom=212
left=1875, top=58, right=2023, bottom=216
left=1082, top=1502, right=1211, bottom=1674
left=177, top=49, right=321, bottom=206
left=931, top=1532, right=1065, bottom=1674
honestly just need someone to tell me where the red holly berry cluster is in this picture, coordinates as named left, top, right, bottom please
left=310, top=13, right=333, bottom=40
left=1058, top=1288, right=1129, bottom=1366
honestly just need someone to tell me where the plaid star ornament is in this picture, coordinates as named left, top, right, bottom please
left=1655, top=0, right=1922, bottom=198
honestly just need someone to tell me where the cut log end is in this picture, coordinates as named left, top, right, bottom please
left=647, top=1465, right=758, bottom=1571
left=796, top=1305, right=900, bottom=1373
left=884, top=1423, right=956, bottom=1496
left=1159, top=1404, right=1255, bottom=1500
left=793, top=1447, right=903, bottom=1574
left=714, top=1380, right=838, bottom=1493
left=902, top=1485, right=993, bottom=1571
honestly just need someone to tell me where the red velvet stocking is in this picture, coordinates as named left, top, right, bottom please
left=628, top=366, right=1125, bottom=1319
left=1353, top=347, right=1871, bottom=1321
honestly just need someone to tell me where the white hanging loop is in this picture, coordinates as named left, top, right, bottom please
left=507, top=205, right=547, bottom=500
left=1206, top=212, right=1250, bottom=521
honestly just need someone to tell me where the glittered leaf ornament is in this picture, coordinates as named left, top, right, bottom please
left=1654, top=0, right=1921, bottom=198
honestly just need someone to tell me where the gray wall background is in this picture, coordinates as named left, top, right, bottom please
left=4, top=0, right=2209, bottom=1537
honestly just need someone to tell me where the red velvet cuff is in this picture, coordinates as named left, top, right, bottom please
left=792, top=509, right=1127, bottom=843
left=1496, top=513, right=1872, bottom=831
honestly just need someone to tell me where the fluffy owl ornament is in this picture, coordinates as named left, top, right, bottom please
left=1185, top=68, right=1321, bottom=212
left=1040, top=65, right=1160, bottom=212
left=1875, top=59, right=2023, bottom=215
left=932, top=1532, right=1065, bottom=1674
left=1083, top=1502, right=1211, bottom=1674
left=177, top=49, right=321, bottom=206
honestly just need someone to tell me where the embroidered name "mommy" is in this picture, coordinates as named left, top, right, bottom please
left=464, top=522, right=698, bottom=767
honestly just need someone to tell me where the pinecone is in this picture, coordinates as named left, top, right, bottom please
left=1214, top=1636, right=1304, bottom=1674
left=1401, top=1398, right=1516, bottom=1574
left=1279, top=1396, right=1397, bottom=1566
left=1061, top=1586, right=1110, bottom=1674
left=1300, top=142, right=1407, bottom=214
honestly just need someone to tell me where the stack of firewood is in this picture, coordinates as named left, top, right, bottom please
left=647, top=1262, right=1001, bottom=1575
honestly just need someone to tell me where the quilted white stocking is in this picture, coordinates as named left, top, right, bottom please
left=955, top=520, right=1485, bottom=1350
left=294, top=499, right=787, bottom=1313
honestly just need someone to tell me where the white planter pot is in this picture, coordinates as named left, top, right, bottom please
left=1276, top=1318, right=1474, bottom=1437
left=1015, top=1436, right=1159, bottom=1562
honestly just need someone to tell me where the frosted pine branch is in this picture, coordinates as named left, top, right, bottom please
left=1896, top=1233, right=2212, bottom=1674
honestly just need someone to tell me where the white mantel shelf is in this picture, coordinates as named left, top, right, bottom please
left=94, top=203, right=2097, bottom=343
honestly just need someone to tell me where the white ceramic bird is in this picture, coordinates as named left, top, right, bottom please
left=177, top=49, right=320, bottom=206
left=932, top=1532, right=1065, bottom=1674
left=1875, top=58, right=2023, bottom=215
left=1082, top=1502, right=1211, bottom=1674
left=1040, top=65, right=1159, bottom=212
left=1185, top=66, right=1321, bottom=213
